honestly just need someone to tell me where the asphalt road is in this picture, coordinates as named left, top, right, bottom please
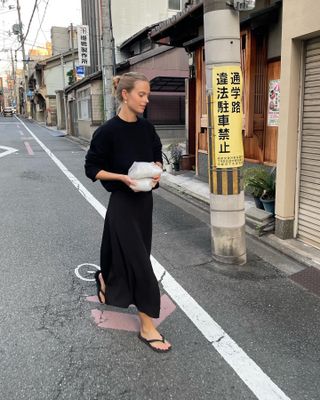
left=0, top=115, right=319, bottom=400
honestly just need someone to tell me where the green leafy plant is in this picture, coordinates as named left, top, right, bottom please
left=243, top=167, right=276, bottom=199
left=161, top=151, right=170, bottom=165
left=168, top=143, right=183, bottom=163
left=66, top=69, right=76, bottom=85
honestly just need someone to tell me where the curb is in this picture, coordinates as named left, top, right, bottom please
left=160, top=180, right=320, bottom=271
left=160, top=176, right=210, bottom=212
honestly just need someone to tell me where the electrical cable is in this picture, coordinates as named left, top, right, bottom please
left=36, top=0, right=48, bottom=42
left=15, top=0, right=38, bottom=52
left=23, top=0, right=38, bottom=42
left=30, top=0, right=49, bottom=53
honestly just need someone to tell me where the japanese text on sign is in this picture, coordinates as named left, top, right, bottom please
left=212, top=66, right=244, bottom=168
left=77, top=25, right=91, bottom=67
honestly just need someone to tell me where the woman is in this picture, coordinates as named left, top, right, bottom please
left=85, top=72, right=171, bottom=353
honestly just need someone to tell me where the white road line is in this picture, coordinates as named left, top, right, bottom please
left=24, top=141, right=34, bottom=155
left=17, top=117, right=106, bottom=218
left=19, top=130, right=24, bottom=136
left=16, top=116, right=291, bottom=400
left=0, top=145, right=18, bottom=158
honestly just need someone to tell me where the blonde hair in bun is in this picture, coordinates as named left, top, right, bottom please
left=112, top=72, right=149, bottom=104
left=112, top=75, right=121, bottom=96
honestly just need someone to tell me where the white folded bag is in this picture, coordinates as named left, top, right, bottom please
left=128, top=162, right=162, bottom=192
left=129, top=178, right=156, bottom=192
left=128, top=162, right=162, bottom=180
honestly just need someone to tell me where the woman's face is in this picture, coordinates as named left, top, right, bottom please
left=122, top=80, right=150, bottom=115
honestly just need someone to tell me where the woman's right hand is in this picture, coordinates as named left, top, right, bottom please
left=121, top=175, right=138, bottom=190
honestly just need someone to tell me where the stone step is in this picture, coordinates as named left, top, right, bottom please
left=245, top=206, right=273, bottom=222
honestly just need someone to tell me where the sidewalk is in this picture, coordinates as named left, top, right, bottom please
left=161, top=169, right=320, bottom=272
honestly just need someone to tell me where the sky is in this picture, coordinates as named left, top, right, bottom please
left=0, top=0, right=82, bottom=75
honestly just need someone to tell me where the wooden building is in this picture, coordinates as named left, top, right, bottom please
left=150, top=0, right=282, bottom=178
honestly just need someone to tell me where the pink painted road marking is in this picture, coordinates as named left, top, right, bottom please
left=90, top=294, right=176, bottom=332
left=24, top=141, right=34, bottom=155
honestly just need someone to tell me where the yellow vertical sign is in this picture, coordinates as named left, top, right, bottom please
left=212, top=66, right=244, bottom=168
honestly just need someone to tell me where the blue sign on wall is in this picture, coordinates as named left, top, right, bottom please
left=76, top=66, right=85, bottom=78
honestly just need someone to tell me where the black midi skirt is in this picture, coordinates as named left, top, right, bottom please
left=100, top=190, right=160, bottom=318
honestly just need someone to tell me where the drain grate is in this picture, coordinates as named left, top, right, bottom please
left=290, top=267, right=320, bottom=298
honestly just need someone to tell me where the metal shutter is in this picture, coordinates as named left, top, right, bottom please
left=297, top=37, right=320, bottom=247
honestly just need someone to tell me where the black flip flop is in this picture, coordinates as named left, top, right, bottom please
left=138, top=333, right=172, bottom=353
left=94, top=270, right=106, bottom=304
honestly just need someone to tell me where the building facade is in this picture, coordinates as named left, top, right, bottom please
left=118, top=25, right=189, bottom=144
left=29, top=50, right=78, bottom=126
left=81, top=0, right=193, bottom=76
left=150, top=0, right=282, bottom=178
left=275, top=0, right=320, bottom=249
left=65, top=71, right=104, bottom=140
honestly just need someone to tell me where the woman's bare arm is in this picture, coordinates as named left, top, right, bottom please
left=95, top=170, right=136, bottom=187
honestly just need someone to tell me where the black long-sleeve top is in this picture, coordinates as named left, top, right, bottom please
left=85, top=115, right=163, bottom=192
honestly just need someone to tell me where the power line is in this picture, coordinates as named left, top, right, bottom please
left=15, top=0, right=38, bottom=52
left=36, top=0, right=48, bottom=41
left=23, top=0, right=38, bottom=43
left=30, top=0, right=49, bottom=52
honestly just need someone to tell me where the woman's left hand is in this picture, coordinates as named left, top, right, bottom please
left=151, top=175, right=161, bottom=188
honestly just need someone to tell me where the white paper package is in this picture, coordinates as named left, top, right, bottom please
left=129, top=178, right=156, bottom=192
left=128, top=162, right=162, bottom=180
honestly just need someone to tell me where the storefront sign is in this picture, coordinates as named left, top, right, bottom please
left=267, top=79, right=280, bottom=126
left=77, top=25, right=91, bottom=67
left=76, top=65, right=85, bottom=80
left=212, top=66, right=244, bottom=168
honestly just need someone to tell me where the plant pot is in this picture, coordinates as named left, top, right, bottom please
left=253, top=196, right=264, bottom=210
left=173, top=162, right=180, bottom=171
left=180, top=154, right=195, bottom=170
left=165, top=163, right=172, bottom=173
left=260, top=197, right=275, bottom=215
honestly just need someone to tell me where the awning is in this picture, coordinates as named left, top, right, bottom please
left=150, top=76, right=185, bottom=92
left=150, top=0, right=282, bottom=48
left=149, top=2, right=203, bottom=47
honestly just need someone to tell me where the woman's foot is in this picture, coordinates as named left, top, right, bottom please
left=139, top=328, right=172, bottom=352
left=138, top=312, right=171, bottom=352
left=94, top=271, right=106, bottom=304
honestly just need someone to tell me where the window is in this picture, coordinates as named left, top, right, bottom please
left=168, top=0, right=181, bottom=10
left=140, top=38, right=152, bottom=53
left=77, top=87, right=91, bottom=120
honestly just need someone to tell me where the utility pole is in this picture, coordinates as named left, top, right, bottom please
left=204, top=0, right=255, bottom=265
left=10, top=48, right=17, bottom=109
left=70, top=23, right=76, bottom=77
left=60, top=53, right=67, bottom=129
left=100, top=0, right=115, bottom=120
left=16, top=0, right=28, bottom=116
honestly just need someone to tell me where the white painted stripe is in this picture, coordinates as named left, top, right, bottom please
left=24, top=141, right=34, bottom=155
left=0, top=145, right=18, bottom=158
left=16, top=116, right=291, bottom=400
left=151, top=257, right=290, bottom=400
left=16, top=117, right=106, bottom=218
left=19, top=130, right=24, bottom=136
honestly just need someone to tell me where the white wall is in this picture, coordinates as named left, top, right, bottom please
left=111, top=0, right=187, bottom=60
left=275, top=0, right=320, bottom=233
left=44, top=61, right=74, bottom=96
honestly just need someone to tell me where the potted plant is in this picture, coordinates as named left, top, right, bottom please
left=161, top=151, right=172, bottom=173
left=243, top=167, right=276, bottom=213
left=169, top=143, right=183, bottom=171
left=259, top=168, right=276, bottom=214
